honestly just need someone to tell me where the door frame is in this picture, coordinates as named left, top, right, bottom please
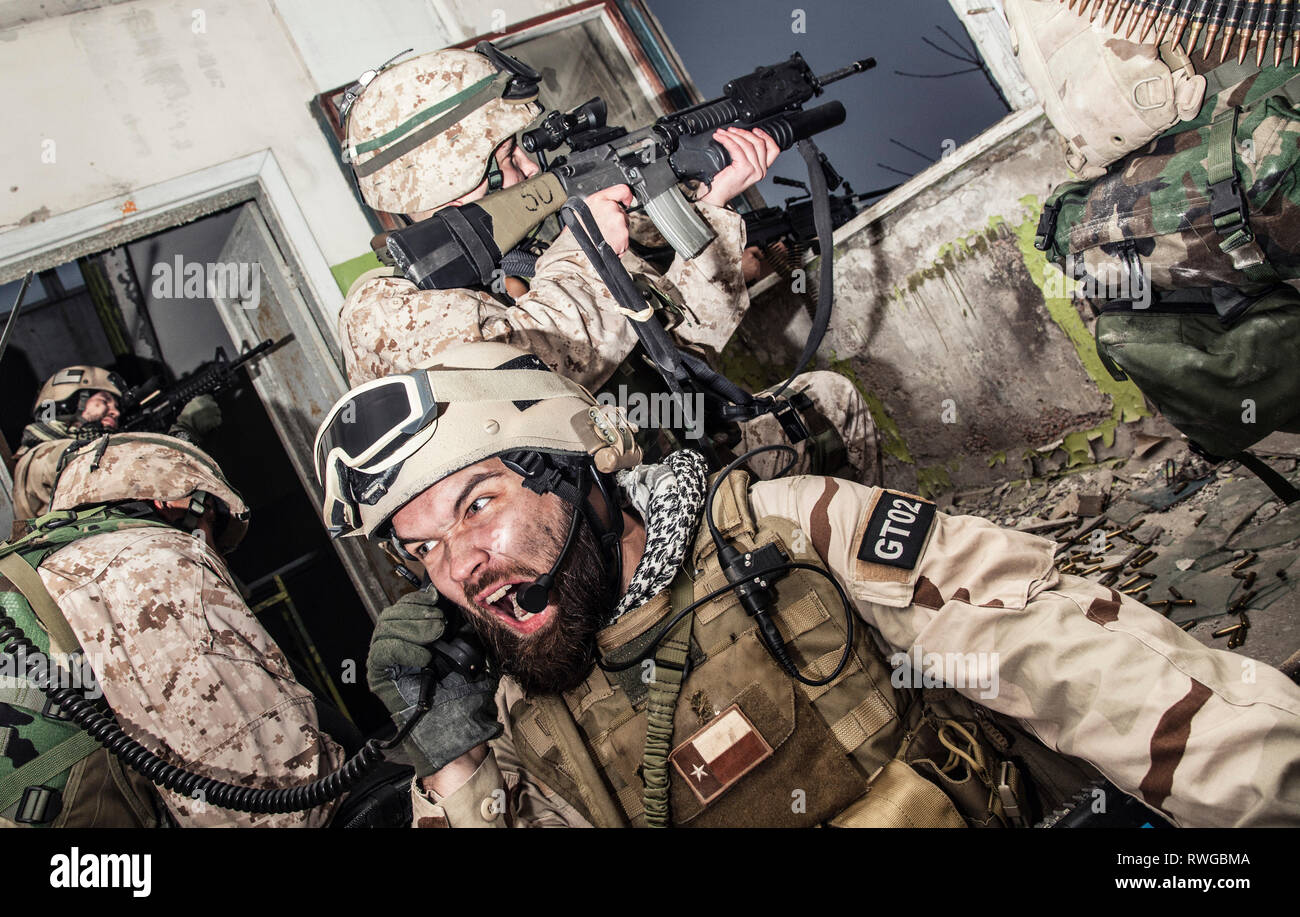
left=0, top=151, right=398, bottom=618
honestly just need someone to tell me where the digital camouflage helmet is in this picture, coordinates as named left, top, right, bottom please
left=51, top=433, right=251, bottom=552
left=343, top=43, right=544, bottom=215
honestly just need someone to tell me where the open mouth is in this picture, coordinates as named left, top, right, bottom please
left=478, top=581, right=552, bottom=635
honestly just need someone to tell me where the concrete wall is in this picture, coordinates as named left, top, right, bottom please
left=732, top=108, right=1149, bottom=497
left=0, top=0, right=562, bottom=291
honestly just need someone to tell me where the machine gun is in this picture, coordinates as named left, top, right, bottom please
left=743, top=172, right=894, bottom=255
left=120, top=338, right=276, bottom=433
left=385, top=52, right=876, bottom=291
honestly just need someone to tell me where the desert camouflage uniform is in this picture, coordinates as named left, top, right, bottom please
left=340, top=208, right=876, bottom=481
left=411, top=475, right=1300, bottom=828
left=11, top=435, right=78, bottom=522
left=1, top=435, right=343, bottom=827
left=26, top=527, right=343, bottom=828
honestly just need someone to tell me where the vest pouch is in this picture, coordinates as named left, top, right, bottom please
left=828, top=758, right=966, bottom=828
left=1095, top=286, right=1300, bottom=457
left=1005, top=0, right=1204, bottom=178
left=1044, top=91, right=1300, bottom=293
left=667, top=677, right=866, bottom=828
left=897, top=713, right=1014, bottom=828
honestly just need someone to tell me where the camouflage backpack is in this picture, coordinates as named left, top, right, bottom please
left=1031, top=64, right=1300, bottom=499
left=0, top=507, right=170, bottom=826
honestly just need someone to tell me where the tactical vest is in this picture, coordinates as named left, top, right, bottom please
left=0, top=507, right=169, bottom=827
left=502, top=474, right=1082, bottom=827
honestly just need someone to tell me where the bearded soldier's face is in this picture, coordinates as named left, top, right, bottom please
left=79, top=391, right=120, bottom=430
left=391, top=457, right=616, bottom=694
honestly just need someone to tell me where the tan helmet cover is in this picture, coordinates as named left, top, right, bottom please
left=51, top=433, right=251, bottom=550
left=345, top=48, right=543, bottom=214
left=325, top=341, right=640, bottom=539
left=1004, top=0, right=1206, bottom=178
left=33, top=365, right=124, bottom=417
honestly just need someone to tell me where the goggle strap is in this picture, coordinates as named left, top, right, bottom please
left=423, top=368, right=581, bottom=406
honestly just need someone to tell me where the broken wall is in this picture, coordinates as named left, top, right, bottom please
left=731, top=109, right=1150, bottom=497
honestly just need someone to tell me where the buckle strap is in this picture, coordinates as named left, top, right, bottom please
left=1207, top=109, right=1249, bottom=242
left=0, top=730, right=100, bottom=819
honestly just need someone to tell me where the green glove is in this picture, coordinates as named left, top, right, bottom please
left=366, top=588, right=502, bottom=777
left=175, top=394, right=223, bottom=437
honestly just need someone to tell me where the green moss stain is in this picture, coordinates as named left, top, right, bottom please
left=828, top=354, right=914, bottom=465
left=1013, top=193, right=1147, bottom=427
left=330, top=251, right=384, bottom=295
left=916, top=464, right=953, bottom=499
left=718, top=348, right=793, bottom=395
left=891, top=218, right=1010, bottom=301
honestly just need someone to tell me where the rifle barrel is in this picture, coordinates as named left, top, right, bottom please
left=815, top=58, right=877, bottom=86
left=0, top=271, right=35, bottom=364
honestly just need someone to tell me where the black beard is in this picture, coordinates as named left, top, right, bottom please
left=461, top=505, right=619, bottom=696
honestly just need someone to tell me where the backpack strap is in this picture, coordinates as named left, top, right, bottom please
left=0, top=552, right=79, bottom=654
left=1206, top=107, right=1282, bottom=285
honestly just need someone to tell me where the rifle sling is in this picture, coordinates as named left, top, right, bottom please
left=764, top=137, right=835, bottom=403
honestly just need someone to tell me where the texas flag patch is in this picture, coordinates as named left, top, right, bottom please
left=670, top=705, right=773, bottom=806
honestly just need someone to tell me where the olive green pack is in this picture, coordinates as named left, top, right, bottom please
left=1033, top=63, right=1300, bottom=485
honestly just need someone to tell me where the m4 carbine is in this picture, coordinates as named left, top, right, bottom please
left=120, top=338, right=275, bottom=433
left=386, top=52, right=875, bottom=291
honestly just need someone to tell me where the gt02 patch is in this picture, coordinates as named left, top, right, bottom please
left=857, top=491, right=935, bottom=571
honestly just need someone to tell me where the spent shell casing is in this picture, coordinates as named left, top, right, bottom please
left=1168, top=585, right=1185, bottom=599
left=1229, top=589, right=1259, bottom=611
left=1212, top=623, right=1243, bottom=637
left=1181, top=620, right=1198, bottom=631
left=1171, top=598, right=1196, bottom=606
left=1118, top=574, right=1143, bottom=589
left=1232, top=551, right=1259, bottom=570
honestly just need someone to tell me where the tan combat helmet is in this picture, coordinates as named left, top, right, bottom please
left=51, top=433, right=251, bottom=551
left=314, top=342, right=641, bottom=539
left=33, top=365, right=125, bottom=421
left=343, top=43, right=544, bottom=215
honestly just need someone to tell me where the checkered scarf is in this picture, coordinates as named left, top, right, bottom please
left=608, top=450, right=709, bottom=622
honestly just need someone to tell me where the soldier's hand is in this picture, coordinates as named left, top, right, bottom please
left=366, top=587, right=446, bottom=712
left=366, top=588, right=503, bottom=777
left=699, top=127, right=780, bottom=207
left=176, top=394, right=223, bottom=436
left=585, top=184, right=634, bottom=256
